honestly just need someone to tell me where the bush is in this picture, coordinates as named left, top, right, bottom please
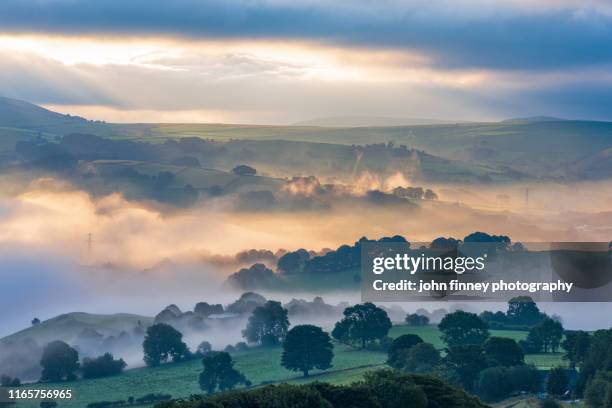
left=547, top=367, right=569, bottom=397
left=81, top=353, right=126, bottom=379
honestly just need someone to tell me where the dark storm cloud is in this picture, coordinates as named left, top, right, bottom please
left=2, top=0, right=612, bottom=70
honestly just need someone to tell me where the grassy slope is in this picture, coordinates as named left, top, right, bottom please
left=13, top=326, right=565, bottom=407
left=1, top=313, right=154, bottom=345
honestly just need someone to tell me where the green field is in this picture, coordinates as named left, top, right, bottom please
left=11, top=325, right=565, bottom=408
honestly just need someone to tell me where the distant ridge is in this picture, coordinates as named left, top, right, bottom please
left=501, top=116, right=567, bottom=124
left=293, top=115, right=469, bottom=127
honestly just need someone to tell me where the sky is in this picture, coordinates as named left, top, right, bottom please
left=1, top=0, right=612, bottom=124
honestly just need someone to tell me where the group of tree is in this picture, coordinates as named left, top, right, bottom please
left=331, top=302, right=392, bottom=349
left=562, top=328, right=612, bottom=407
left=479, top=296, right=548, bottom=330
left=158, top=369, right=488, bottom=408
left=405, top=313, right=429, bottom=326
left=37, top=340, right=127, bottom=382
left=385, top=308, right=560, bottom=401
left=242, top=300, right=290, bottom=346
left=0, top=374, right=21, bottom=387
left=199, top=352, right=251, bottom=394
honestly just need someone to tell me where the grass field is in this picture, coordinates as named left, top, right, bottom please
left=11, top=325, right=565, bottom=408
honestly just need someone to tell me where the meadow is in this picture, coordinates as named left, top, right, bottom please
left=12, top=325, right=566, bottom=408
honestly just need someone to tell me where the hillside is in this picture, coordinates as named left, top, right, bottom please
left=11, top=325, right=564, bottom=408
left=0, top=312, right=153, bottom=345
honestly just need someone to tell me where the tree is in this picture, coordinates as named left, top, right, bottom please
left=387, top=334, right=423, bottom=369
left=40, top=340, right=79, bottom=381
left=362, top=370, right=428, bottom=408
left=281, top=325, right=333, bottom=377
left=242, top=300, right=289, bottom=346
left=32, top=317, right=41, bottom=326
left=562, top=330, right=591, bottom=368
left=81, top=353, right=126, bottom=378
left=507, top=296, right=546, bottom=326
left=445, top=345, right=488, bottom=391
left=405, top=313, right=430, bottom=326
left=483, top=337, right=524, bottom=367
left=577, top=329, right=612, bottom=397
left=525, top=318, right=564, bottom=353
left=197, top=341, right=213, bottom=356
left=232, top=165, right=257, bottom=176
left=142, top=323, right=190, bottom=366
left=199, top=351, right=249, bottom=394
left=547, top=367, right=569, bottom=397
left=333, top=303, right=392, bottom=349
left=277, top=249, right=310, bottom=274
left=584, top=371, right=612, bottom=408
left=401, top=342, right=441, bottom=373
left=476, top=366, right=513, bottom=401
left=439, top=311, right=489, bottom=347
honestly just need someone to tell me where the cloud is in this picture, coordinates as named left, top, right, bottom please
left=1, top=0, right=612, bottom=70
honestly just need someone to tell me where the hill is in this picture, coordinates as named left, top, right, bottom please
left=293, top=115, right=468, bottom=127
left=0, top=312, right=153, bottom=346
left=0, top=96, right=116, bottom=137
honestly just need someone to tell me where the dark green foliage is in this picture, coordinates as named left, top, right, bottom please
left=400, top=342, right=441, bottom=373
left=242, top=300, right=289, bottom=345
left=445, top=345, right=488, bottom=391
left=387, top=334, right=424, bottom=368
left=157, top=369, right=488, bottom=408
left=362, top=370, right=428, bottom=408
left=476, top=366, right=513, bottom=401
left=562, top=330, right=591, bottom=367
left=40, top=340, right=80, bottom=381
left=332, top=303, right=392, bottom=348
left=577, top=329, right=612, bottom=396
left=483, top=337, right=524, bottom=367
left=522, top=318, right=564, bottom=353
left=547, top=367, right=569, bottom=397
left=199, top=351, right=249, bottom=394
left=508, top=364, right=542, bottom=393
left=439, top=311, right=489, bottom=347
left=81, top=353, right=126, bottom=378
left=143, top=323, right=190, bottom=367
left=584, top=371, right=612, bottom=408
left=281, top=325, right=333, bottom=377
left=506, top=296, right=546, bottom=326
left=405, top=313, right=430, bottom=326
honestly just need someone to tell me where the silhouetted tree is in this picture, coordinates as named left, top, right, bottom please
left=445, top=345, right=488, bottom=391
left=400, top=342, right=441, bottom=373
left=281, top=325, right=333, bottom=377
left=242, top=300, right=289, bottom=346
left=561, top=330, right=591, bottom=368
left=439, top=311, right=489, bottom=347
left=333, top=303, right=392, bottom=348
left=387, top=334, right=423, bottom=369
left=142, top=323, right=190, bottom=366
left=483, top=337, right=524, bottom=367
left=476, top=366, right=513, bottom=401
left=507, top=296, right=546, bottom=326
left=199, top=351, right=250, bottom=394
left=523, top=318, right=564, bottom=353
left=40, top=340, right=79, bottom=381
